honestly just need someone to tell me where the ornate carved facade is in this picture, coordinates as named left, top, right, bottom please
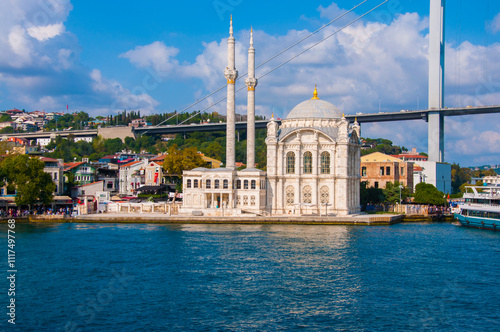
left=265, top=87, right=361, bottom=215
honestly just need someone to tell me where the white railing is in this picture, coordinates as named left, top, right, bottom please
left=106, top=202, right=181, bottom=215
left=460, top=203, right=500, bottom=212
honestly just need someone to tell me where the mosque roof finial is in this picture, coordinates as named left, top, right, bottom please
left=250, top=27, right=253, bottom=46
left=230, top=15, right=233, bottom=36
left=311, top=84, right=319, bottom=100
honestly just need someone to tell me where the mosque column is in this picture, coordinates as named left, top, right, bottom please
left=224, top=16, right=238, bottom=169
left=245, top=28, right=257, bottom=169
left=313, top=139, right=319, bottom=213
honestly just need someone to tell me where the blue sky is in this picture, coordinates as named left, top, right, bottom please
left=1, top=0, right=500, bottom=166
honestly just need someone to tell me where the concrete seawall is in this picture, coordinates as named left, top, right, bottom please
left=57, top=213, right=403, bottom=225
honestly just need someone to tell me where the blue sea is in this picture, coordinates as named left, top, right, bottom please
left=0, top=222, right=499, bottom=331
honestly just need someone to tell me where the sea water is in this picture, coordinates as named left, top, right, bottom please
left=0, top=222, right=498, bottom=331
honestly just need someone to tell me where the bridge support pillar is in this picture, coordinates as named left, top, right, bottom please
left=428, top=0, right=445, bottom=162
left=428, top=112, right=444, bottom=162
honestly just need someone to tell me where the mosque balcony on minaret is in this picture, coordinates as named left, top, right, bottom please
left=224, top=68, right=238, bottom=84
left=245, top=77, right=258, bottom=90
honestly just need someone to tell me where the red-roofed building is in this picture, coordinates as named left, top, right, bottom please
left=5, top=109, right=24, bottom=116
left=63, top=161, right=97, bottom=188
left=119, top=159, right=148, bottom=195
left=145, top=161, right=164, bottom=186
left=391, top=148, right=428, bottom=162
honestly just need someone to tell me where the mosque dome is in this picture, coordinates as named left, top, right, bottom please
left=286, top=86, right=342, bottom=120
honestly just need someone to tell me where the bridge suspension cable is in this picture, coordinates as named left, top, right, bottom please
left=142, top=0, right=370, bottom=133
left=174, top=0, right=389, bottom=126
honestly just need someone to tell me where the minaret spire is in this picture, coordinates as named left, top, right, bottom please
left=229, top=15, right=233, bottom=36
left=245, top=27, right=258, bottom=169
left=224, top=16, right=238, bottom=169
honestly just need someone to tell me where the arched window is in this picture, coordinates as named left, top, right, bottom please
left=320, top=186, right=329, bottom=204
left=303, top=151, right=312, bottom=174
left=243, top=196, right=249, bottom=205
left=286, top=186, right=295, bottom=205
left=251, top=180, right=256, bottom=189
left=303, top=185, right=312, bottom=203
left=321, top=152, right=330, bottom=174
left=187, top=179, right=192, bottom=188
left=250, top=196, right=256, bottom=206
left=236, top=180, right=241, bottom=189
left=214, top=179, right=220, bottom=189
left=244, top=180, right=249, bottom=189
left=206, top=179, right=211, bottom=189
left=223, top=179, right=229, bottom=189
left=194, top=179, right=198, bottom=188
left=286, top=152, right=295, bottom=174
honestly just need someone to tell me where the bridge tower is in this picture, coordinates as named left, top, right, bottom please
left=428, top=0, right=445, bottom=162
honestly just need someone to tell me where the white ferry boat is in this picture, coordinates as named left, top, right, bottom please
left=455, top=186, right=500, bottom=231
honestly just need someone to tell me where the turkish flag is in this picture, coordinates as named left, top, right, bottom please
left=154, top=172, right=159, bottom=184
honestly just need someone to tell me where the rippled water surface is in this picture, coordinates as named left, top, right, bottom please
left=1, top=222, right=499, bottom=331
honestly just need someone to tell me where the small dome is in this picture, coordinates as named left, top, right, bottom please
left=286, top=86, right=342, bottom=119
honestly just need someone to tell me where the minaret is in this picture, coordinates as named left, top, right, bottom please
left=224, top=16, right=238, bottom=169
left=245, top=28, right=257, bottom=168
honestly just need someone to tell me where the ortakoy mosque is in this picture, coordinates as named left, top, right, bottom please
left=182, top=19, right=361, bottom=216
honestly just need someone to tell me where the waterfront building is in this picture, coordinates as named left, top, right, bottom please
left=480, top=175, right=500, bottom=186
left=63, top=160, right=97, bottom=187
left=182, top=19, right=361, bottom=216
left=360, top=152, right=414, bottom=192
left=145, top=160, right=164, bottom=186
left=414, top=161, right=451, bottom=194
left=266, top=89, right=361, bottom=215
left=118, top=159, right=148, bottom=196
left=41, top=157, right=65, bottom=195
left=391, top=148, right=428, bottom=162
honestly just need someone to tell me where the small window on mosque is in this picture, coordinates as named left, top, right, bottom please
left=187, top=179, right=192, bottom=188
left=223, top=179, right=229, bottom=189
left=244, top=180, right=249, bottom=189
left=194, top=179, right=198, bottom=188
left=214, top=179, right=220, bottom=189
left=206, top=179, right=211, bottom=189
left=304, top=151, right=312, bottom=174
left=236, top=180, right=241, bottom=189
left=287, top=152, right=295, bottom=174
left=251, top=180, right=256, bottom=189
left=321, top=152, right=330, bottom=174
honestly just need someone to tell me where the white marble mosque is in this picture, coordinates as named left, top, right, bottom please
left=182, top=18, right=361, bottom=216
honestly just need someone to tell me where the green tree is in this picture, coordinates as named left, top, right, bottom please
left=413, top=182, right=446, bottom=206
left=383, top=181, right=410, bottom=204
left=1, top=155, right=55, bottom=207
left=0, top=126, right=14, bottom=134
left=451, top=163, right=471, bottom=194
left=360, top=181, right=385, bottom=209
left=163, top=145, right=207, bottom=179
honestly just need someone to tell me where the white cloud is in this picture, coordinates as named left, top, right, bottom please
left=90, top=69, right=159, bottom=114
left=0, top=0, right=159, bottom=116
left=118, top=7, right=498, bottom=165
left=489, top=13, right=500, bottom=33
left=27, top=22, right=65, bottom=41
left=119, top=41, right=180, bottom=75
left=8, top=25, right=32, bottom=65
